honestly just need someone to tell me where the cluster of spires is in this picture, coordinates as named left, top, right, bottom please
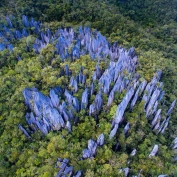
left=109, top=70, right=176, bottom=139
left=1, top=15, right=130, bottom=62
left=0, top=15, right=40, bottom=52
left=7, top=15, right=175, bottom=176
left=56, top=158, right=81, bottom=177
left=21, top=45, right=176, bottom=176
left=82, top=133, right=104, bottom=159
left=22, top=46, right=138, bottom=136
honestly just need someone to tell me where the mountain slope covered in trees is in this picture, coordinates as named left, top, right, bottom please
left=0, top=0, right=177, bottom=176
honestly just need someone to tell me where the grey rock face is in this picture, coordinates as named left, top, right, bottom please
left=124, top=122, right=130, bottom=135
left=95, top=65, right=102, bottom=79
left=167, top=99, right=176, bottom=115
left=82, top=149, right=92, bottom=159
left=23, top=88, right=74, bottom=134
left=114, top=87, right=135, bottom=124
left=119, top=167, right=130, bottom=177
left=160, top=117, right=170, bottom=134
left=94, top=92, right=103, bottom=113
left=130, top=149, right=137, bottom=156
left=157, top=117, right=170, bottom=134
left=18, top=124, right=31, bottom=139
left=97, top=133, right=104, bottom=146
left=123, top=168, right=130, bottom=177
left=82, top=133, right=104, bottom=159
left=107, top=90, right=115, bottom=107
left=81, top=88, right=88, bottom=110
left=88, top=139, right=97, bottom=156
left=153, top=121, right=160, bottom=131
left=113, top=74, right=124, bottom=91
left=109, top=84, right=136, bottom=139
left=64, top=90, right=73, bottom=104
left=82, top=139, right=97, bottom=159
left=149, top=144, right=158, bottom=158
left=73, top=171, right=82, bottom=177
left=151, top=109, right=161, bottom=127
left=142, top=71, right=162, bottom=109
left=90, top=82, right=94, bottom=96
left=72, top=97, right=80, bottom=112
left=69, top=77, right=78, bottom=93
left=89, top=104, right=96, bottom=116
left=130, top=80, right=147, bottom=109
left=172, top=137, right=177, bottom=149
left=150, top=100, right=158, bottom=116
left=109, top=123, right=119, bottom=139
left=66, top=121, right=72, bottom=132
left=137, top=169, right=142, bottom=177
left=56, top=158, right=81, bottom=177
left=146, top=88, right=161, bottom=117
left=50, top=89, right=60, bottom=108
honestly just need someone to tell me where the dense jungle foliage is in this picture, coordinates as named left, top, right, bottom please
left=0, top=0, right=177, bottom=176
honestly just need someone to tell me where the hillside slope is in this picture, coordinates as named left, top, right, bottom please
left=0, top=1, right=177, bottom=176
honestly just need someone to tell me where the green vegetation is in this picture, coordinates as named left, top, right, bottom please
left=0, top=0, right=177, bottom=176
